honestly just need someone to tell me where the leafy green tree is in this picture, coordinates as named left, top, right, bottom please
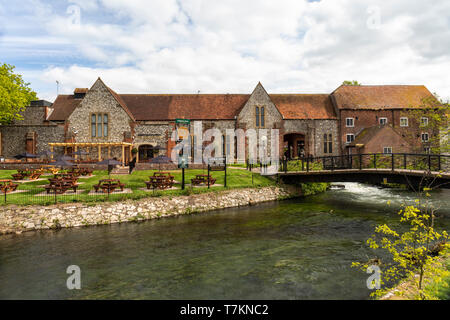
left=400, top=95, right=449, bottom=155
left=352, top=195, right=449, bottom=299
left=342, top=80, right=361, bottom=86
left=0, top=63, right=37, bottom=124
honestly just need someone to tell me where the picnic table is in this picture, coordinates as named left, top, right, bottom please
left=68, top=167, right=93, bottom=177
left=0, top=179, right=19, bottom=193
left=12, top=169, right=42, bottom=181
left=145, top=172, right=175, bottom=190
left=53, top=173, right=78, bottom=180
left=41, top=165, right=59, bottom=175
left=43, top=179, right=79, bottom=194
left=93, top=179, right=125, bottom=193
left=191, top=174, right=216, bottom=186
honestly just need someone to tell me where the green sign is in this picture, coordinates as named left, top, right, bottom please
left=175, top=119, right=191, bottom=125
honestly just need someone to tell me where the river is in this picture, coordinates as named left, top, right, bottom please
left=1, top=183, right=449, bottom=300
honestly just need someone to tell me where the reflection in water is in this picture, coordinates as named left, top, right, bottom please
left=0, top=183, right=448, bottom=300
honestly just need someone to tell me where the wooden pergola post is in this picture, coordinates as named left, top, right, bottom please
left=108, top=146, right=111, bottom=159
left=121, top=145, right=125, bottom=165
left=50, top=145, right=54, bottom=160
left=136, top=146, right=139, bottom=163
left=98, top=145, right=102, bottom=161
left=74, top=145, right=78, bottom=161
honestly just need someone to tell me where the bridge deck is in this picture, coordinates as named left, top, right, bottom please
left=278, top=168, right=450, bottom=189
left=280, top=168, right=450, bottom=178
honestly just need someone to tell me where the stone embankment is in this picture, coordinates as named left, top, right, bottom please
left=0, top=186, right=299, bottom=235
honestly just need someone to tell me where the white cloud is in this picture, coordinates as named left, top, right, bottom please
left=1, top=0, right=449, bottom=101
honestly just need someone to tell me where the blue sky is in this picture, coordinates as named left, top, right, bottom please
left=1, top=0, right=450, bottom=101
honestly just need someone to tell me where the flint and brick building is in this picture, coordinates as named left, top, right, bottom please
left=0, top=78, right=437, bottom=165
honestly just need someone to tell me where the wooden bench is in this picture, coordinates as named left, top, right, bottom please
left=93, top=179, right=125, bottom=193
left=191, top=174, right=216, bottom=186
left=0, top=180, right=19, bottom=193
left=43, top=180, right=79, bottom=194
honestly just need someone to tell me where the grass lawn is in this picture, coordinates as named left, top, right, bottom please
left=0, top=168, right=277, bottom=206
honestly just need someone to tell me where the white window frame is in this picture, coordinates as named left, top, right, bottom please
left=421, top=132, right=429, bottom=143
left=346, top=118, right=354, bottom=128
left=346, top=134, right=355, bottom=144
left=379, top=117, right=388, bottom=125
left=400, top=117, right=408, bottom=127
left=424, top=147, right=431, bottom=154
left=383, top=147, right=393, bottom=154
left=421, top=117, right=429, bottom=127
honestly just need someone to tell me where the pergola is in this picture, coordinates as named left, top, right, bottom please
left=48, top=142, right=134, bottom=165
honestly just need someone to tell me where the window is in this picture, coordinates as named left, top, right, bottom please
left=260, top=107, right=265, bottom=127
left=255, top=107, right=260, bottom=127
left=91, top=113, right=108, bottom=138
left=424, top=147, right=431, bottom=154
left=255, top=106, right=264, bottom=128
left=346, top=118, right=354, bottom=127
left=421, top=117, right=429, bottom=127
left=400, top=117, right=408, bottom=127
left=346, top=134, right=355, bottom=144
left=383, top=147, right=393, bottom=154
left=324, top=134, right=333, bottom=154
left=379, top=117, right=388, bottom=125
left=421, top=132, right=429, bottom=142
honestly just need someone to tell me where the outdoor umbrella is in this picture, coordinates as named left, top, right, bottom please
left=149, top=155, right=173, bottom=171
left=14, top=152, right=38, bottom=160
left=50, top=159, right=74, bottom=168
left=96, top=159, right=122, bottom=176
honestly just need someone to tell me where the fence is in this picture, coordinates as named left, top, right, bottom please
left=279, top=153, right=450, bottom=173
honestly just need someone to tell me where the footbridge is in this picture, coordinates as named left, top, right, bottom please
left=277, top=153, right=450, bottom=189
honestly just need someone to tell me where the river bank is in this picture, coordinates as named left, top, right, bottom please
left=0, top=185, right=301, bottom=235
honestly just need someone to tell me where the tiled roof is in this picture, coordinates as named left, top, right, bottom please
left=332, top=85, right=436, bottom=110
left=119, top=94, right=250, bottom=121
left=349, top=125, right=403, bottom=147
left=107, top=87, right=136, bottom=121
left=270, top=94, right=337, bottom=119
left=47, top=95, right=82, bottom=121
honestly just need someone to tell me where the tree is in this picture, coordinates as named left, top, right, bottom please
left=342, top=80, right=361, bottom=86
left=352, top=196, right=449, bottom=299
left=352, top=98, right=450, bottom=299
left=400, top=95, right=449, bottom=155
left=0, top=63, right=37, bottom=124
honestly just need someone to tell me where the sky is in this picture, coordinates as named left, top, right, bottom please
left=0, top=0, right=449, bottom=102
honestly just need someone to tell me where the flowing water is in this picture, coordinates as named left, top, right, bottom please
left=0, top=183, right=449, bottom=300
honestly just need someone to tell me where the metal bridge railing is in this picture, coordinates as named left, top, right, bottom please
left=279, top=153, right=450, bottom=174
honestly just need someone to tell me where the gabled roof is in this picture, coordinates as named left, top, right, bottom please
left=106, top=87, right=136, bottom=121
left=47, top=95, right=82, bottom=121
left=349, top=125, right=405, bottom=147
left=332, top=85, right=436, bottom=110
left=270, top=94, right=337, bottom=119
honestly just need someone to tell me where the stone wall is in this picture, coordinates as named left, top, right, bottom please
left=0, top=186, right=298, bottom=235
left=68, top=78, right=133, bottom=145
left=0, top=124, right=65, bottom=158
left=283, top=119, right=340, bottom=157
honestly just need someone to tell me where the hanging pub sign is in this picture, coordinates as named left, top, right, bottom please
left=175, top=119, right=191, bottom=141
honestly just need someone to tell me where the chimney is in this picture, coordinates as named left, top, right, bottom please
left=74, top=88, right=88, bottom=99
